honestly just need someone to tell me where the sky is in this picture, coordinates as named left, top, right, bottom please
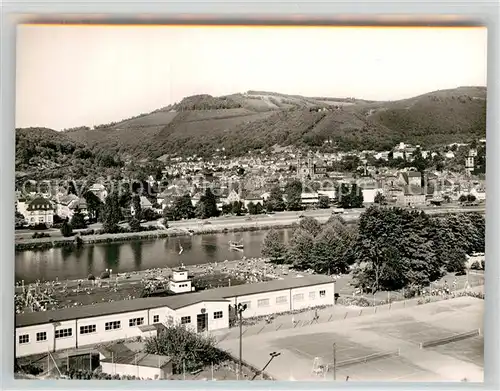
left=15, top=25, right=487, bottom=130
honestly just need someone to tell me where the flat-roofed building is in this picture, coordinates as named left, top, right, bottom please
left=15, top=275, right=334, bottom=358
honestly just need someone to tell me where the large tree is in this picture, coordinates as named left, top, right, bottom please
left=262, top=229, right=286, bottom=264
left=82, top=191, right=102, bottom=221
left=286, top=228, right=315, bottom=269
left=197, top=188, right=218, bottom=219
left=132, top=195, right=142, bottom=220
left=318, top=195, right=330, bottom=209
left=169, top=194, right=195, bottom=221
left=312, top=225, right=356, bottom=275
left=102, top=192, right=123, bottom=233
left=265, top=186, right=285, bottom=212
left=70, top=207, right=87, bottom=229
left=298, top=216, right=322, bottom=237
left=285, top=180, right=303, bottom=211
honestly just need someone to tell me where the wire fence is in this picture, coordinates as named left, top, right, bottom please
left=213, top=284, right=484, bottom=343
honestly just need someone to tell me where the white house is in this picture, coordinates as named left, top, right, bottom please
left=16, top=198, right=28, bottom=218
left=242, top=191, right=264, bottom=209
left=24, top=197, right=55, bottom=227
left=168, top=268, right=194, bottom=294
left=300, top=192, right=319, bottom=207
left=15, top=275, right=334, bottom=358
left=397, top=192, right=426, bottom=207
left=55, top=194, right=88, bottom=220
left=317, top=190, right=337, bottom=201
left=224, top=189, right=241, bottom=204
left=88, top=183, right=108, bottom=202
left=131, top=196, right=153, bottom=216
left=99, top=343, right=173, bottom=380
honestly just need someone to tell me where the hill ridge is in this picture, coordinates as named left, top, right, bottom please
left=16, top=86, right=486, bottom=159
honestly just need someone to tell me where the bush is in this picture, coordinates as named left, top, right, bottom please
left=30, top=223, right=48, bottom=230
left=60, top=221, right=74, bottom=237
left=100, top=271, right=110, bottom=279
left=144, top=324, right=229, bottom=373
left=88, top=274, right=95, bottom=280
left=80, top=229, right=95, bottom=236
left=470, top=261, right=481, bottom=270
left=32, top=232, right=50, bottom=239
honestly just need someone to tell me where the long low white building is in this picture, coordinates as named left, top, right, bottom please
left=15, top=275, right=335, bottom=358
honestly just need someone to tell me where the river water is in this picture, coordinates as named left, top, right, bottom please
left=15, top=228, right=296, bottom=283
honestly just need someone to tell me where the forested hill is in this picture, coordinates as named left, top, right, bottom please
left=17, top=86, right=486, bottom=162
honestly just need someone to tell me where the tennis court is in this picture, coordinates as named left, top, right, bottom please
left=217, top=296, right=484, bottom=381
left=428, top=336, right=484, bottom=366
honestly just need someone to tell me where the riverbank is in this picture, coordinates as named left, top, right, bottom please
left=15, top=206, right=485, bottom=252
left=15, top=221, right=298, bottom=252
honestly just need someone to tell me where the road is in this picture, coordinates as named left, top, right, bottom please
left=15, top=204, right=485, bottom=240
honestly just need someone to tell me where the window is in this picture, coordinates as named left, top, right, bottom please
left=309, top=292, right=316, bottom=300
left=240, top=301, right=251, bottom=309
left=214, top=311, right=223, bottom=319
left=80, top=325, right=96, bottom=334
left=181, top=316, right=191, bottom=324
left=105, top=321, right=121, bottom=331
left=257, top=299, right=270, bottom=307
left=19, top=334, right=29, bottom=344
left=153, top=315, right=160, bottom=323
left=319, top=290, right=326, bottom=297
left=129, top=317, right=145, bottom=327
left=36, top=332, right=47, bottom=342
left=55, top=328, right=72, bottom=339
left=293, top=294, right=304, bottom=302
left=276, top=296, right=288, bottom=304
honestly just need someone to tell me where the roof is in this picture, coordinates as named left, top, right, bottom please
left=15, top=295, right=229, bottom=328
left=27, top=197, right=54, bottom=211
left=138, top=325, right=156, bottom=332
left=205, top=274, right=334, bottom=299
left=99, top=344, right=171, bottom=368
left=139, top=196, right=152, bottom=207
left=57, top=194, right=79, bottom=205
left=89, top=184, right=106, bottom=191
left=16, top=275, right=334, bottom=328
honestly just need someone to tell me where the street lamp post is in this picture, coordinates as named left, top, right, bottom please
left=251, top=351, right=281, bottom=380
left=235, top=303, right=247, bottom=379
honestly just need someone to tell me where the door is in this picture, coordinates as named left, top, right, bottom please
left=196, top=313, right=208, bottom=333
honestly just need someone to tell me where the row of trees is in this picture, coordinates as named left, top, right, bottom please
left=262, top=215, right=358, bottom=274
left=262, top=207, right=485, bottom=292
left=162, top=189, right=220, bottom=221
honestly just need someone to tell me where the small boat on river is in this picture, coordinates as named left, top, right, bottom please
left=229, top=241, right=244, bottom=250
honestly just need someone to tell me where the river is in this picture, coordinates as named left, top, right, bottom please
left=15, top=228, right=296, bottom=284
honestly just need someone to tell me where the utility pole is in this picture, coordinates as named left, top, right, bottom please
left=333, top=343, right=337, bottom=381
left=236, top=303, right=247, bottom=379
